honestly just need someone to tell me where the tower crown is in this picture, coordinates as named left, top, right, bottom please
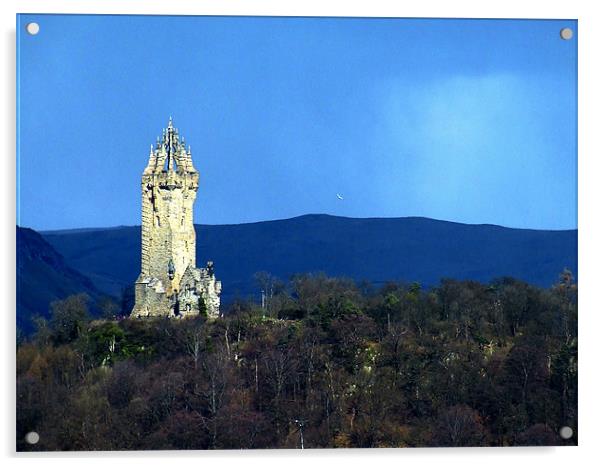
left=144, top=118, right=197, bottom=175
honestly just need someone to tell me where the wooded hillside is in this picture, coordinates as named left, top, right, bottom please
left=17, top=271, right=577, bottom=450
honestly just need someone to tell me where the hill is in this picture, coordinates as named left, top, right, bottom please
left=40, top=214, right=577, bottom=302
left=16, top=226, right=103, bottom=333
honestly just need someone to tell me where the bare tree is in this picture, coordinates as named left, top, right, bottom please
left=184, top=322, right=205, bottom=370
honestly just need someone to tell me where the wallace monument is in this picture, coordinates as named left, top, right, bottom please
left=130, top=118, right=221, bottom=319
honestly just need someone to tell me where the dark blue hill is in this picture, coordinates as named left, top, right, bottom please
left=40, top=214, right=577, bottom=303
left=17, top=226, right=103, bottom=333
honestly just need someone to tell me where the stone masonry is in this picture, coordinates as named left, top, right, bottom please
left=130, top=118, right=221, bottom=319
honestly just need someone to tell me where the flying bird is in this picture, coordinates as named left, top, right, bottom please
left=336, top=193, right=344, bottom=200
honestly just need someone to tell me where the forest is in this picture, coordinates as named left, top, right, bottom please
left=16, top=270, right=577, bottom=450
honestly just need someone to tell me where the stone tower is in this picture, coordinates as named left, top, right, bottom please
left=130, top=118, right=221, bottom=319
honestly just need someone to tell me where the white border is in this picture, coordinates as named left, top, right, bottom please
left=3, top=1, right=601, bottom=465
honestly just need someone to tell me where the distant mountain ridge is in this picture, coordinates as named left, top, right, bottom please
left=39, top=214, right=577, bottom=303
left=17, top=227, right=103, bottom=333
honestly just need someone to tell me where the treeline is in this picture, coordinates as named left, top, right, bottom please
left=17, top=271, right=577, bottom=450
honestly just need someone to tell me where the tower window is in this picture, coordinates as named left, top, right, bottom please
left=156, top=216, right=161, bottom=227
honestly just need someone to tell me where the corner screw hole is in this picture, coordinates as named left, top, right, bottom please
left=25, top=431, right=39, bottom=444
left=560, top=28, right=573, bottom=40
left=26, top=23, right=40, bottom=35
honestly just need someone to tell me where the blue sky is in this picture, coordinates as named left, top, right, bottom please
left=17, top=15, right=577, bottom=231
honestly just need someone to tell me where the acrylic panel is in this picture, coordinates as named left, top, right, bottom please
left=16, top=14, right=577, bottom=451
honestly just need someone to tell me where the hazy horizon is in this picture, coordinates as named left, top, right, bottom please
left=31, top=211, right=578, bottom=234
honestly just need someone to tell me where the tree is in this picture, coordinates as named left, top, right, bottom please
left=183, top=320, right=206, bottom=369
left=99, top=296, right=120, bottom=320
left=432, top=405, right=488, bottom=446
left=254, top=271, right=276, bottom=315
left=106, top=360, right=142, bottom=409
left=49, top=294, right=90, bottom=345
left=515, top=424, right=558, bottom=446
